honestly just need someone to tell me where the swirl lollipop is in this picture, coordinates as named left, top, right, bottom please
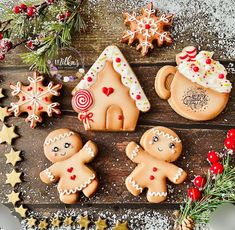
left=72, top=89, right=93, bottom=113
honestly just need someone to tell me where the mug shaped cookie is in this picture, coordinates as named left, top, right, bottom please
left=40, top=129, right=98, bottom=204
left=155, top=46, right=232, bottom=121
left=125, top=126, right=187, bottom=203
left=72, top=45, right=150, bottom=131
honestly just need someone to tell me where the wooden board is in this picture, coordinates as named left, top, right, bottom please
left=0, top=0, right=234, bottom=228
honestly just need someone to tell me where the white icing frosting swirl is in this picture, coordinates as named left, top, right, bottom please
left=178, top=50, right=232, bottom=93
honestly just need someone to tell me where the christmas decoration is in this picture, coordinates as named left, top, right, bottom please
left=0, top=0, right=85, bottom=73
left=174, top=129, right=235, bottom=230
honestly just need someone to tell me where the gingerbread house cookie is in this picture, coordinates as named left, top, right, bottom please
left=155, top=46, right=232, bottom=121
left=72, top=45, right=150, bottom=131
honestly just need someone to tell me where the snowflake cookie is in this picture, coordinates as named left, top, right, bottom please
left=121, top=2, right=173, bottom=56
left=8, top=72, right=62, bottom=128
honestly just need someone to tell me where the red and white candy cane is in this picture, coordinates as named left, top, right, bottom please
left=179, top=46, right=197, bottom=62
left=72, top=89, right=93, bottom=113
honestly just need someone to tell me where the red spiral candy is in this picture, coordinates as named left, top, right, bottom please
left=72, top=89, right=93, bottom=112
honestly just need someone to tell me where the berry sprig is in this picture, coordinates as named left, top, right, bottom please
left=0, top=0, right=85, bottom=73
left=176, top=129, right=235, bottom=229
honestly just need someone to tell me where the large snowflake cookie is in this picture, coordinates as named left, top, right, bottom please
left=8, top=72, right=62, bottom=128
left=121, top=2, right=173, bottom=56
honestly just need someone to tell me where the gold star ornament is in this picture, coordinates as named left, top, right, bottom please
left=5, top=148, right=22, bottom=166
left=64, top=216, right=73, bottom=226
left=15, top=205, right=27, bottom=218
left=6, top=169, right=22, bottom=187
left=95, top=217, right=108, bottom=230
left=27, top=217, right=37, bottom=228
left=38, top=220, right=48, bottom=230
left=51, top=217, right=61, bottom=227
left=6, top=190, right=20, bottom=205
left=112, top=221, right=129, bottom=230
left=77, top=215, right=90, bottom=229
left=0, top=124, right=19, bottom=145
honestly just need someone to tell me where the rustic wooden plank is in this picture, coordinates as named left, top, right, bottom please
left=0, top=0, right=234, bottom=68
left=0, top=116, right=229, bottom=205
left=0, top=67, right=234, bottom=127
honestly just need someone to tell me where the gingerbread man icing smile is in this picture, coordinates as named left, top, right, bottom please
left=125, top=126, right=187, bottom=203
left=40, top=129, right=99, bottom=204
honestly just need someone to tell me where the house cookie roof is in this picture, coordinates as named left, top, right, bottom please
left=72, top=45, right=150, bottom=112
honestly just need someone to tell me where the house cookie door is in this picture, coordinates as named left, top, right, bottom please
left=106, top=105, right=123, bottom=130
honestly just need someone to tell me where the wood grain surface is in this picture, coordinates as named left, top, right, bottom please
left=0, top=0, right=234, bottom=228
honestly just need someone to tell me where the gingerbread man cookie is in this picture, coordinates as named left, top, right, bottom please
left=155, top=46, right=232, bottom=121
left=125, top=126, right=187, bottom=203
left=40, top=129, right=98, bottom=204
left=72, top=45, right=150, bottom=131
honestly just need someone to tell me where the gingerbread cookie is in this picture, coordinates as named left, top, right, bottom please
left=125, top=126, right=187, bottom=203
left=8, top=72, right=62, bottom=128
left=72, top=45, right=150, bottom=131
left=121, top=3, right=173, bottom=56
left=40, top=129, right=98, bottom=204
left=155, top=46, right=232, bottom=121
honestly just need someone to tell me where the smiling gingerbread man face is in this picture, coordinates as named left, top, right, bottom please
left=44, top=129, right=83, bottom=163
left=140, top=126, right=182, bottom=162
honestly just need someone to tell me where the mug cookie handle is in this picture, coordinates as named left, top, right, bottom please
left=155, top=66, right=177, bottom=99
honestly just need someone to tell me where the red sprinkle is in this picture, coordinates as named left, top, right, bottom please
left=218, top=74, right=225, bottom=79
left=150, top=175, right=155, bottom=180
left=206, top=58, right=212, bottom=64
left=87, top=77, right=92, bottom=82
left=193, top=66, right=199, bottom=72
left=115, top=57, right=121, bottom=63
left=136, top=95, right=141, bottom=100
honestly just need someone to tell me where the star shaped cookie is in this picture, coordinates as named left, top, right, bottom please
left=77, top=215, right=90, bottom=229
left=15, top=205, right=27, bottom=218
left=112, top=221, right=129, bottom=230
left=0, top=107, right=10, bottom=122
left=27, top=216, right=37, bottom=228
left=0, top=88, right=5, bottom=99
left=6, top=190, right=20, bottom=205
left=5, top=148, right=22, bottom=166
left=6, top=169, right=22, bottom=187
left=0, top=124, right=19, bottom=145
left=95, top=217, right=108, bottom=230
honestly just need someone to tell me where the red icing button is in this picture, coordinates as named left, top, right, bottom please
left=152, top=167, right=157, bottom=172
left=206, top=58, right=211, bottom=64
left=218, top=74, right=224, bottom=79
left=44, top=97, right=49, bottom=102
left=150, top=175, right=155, bottom=180
left=27, top=87, right=33, bottom=91
left=67, top=167, right=73, bottom=173
left=70, top=175, right=76, bottom=180
left=38, top=87, right=43, bottom=92
left=115, top=57, right=121, bottom=63
left=27, top=106, right=32, bottom=110
left=193, top=66, right=199, bottom=72
left=87, top=77, right=92, bottom=82
left=145, top=24, right=151, bottom=29
left=38, top=106, right=43, bottom=111
left=22, top=96, right=26, bottom=101
left=136, top=95, right=141, bottom=100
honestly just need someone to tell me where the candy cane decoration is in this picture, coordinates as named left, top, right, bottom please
left=179, top=46, right=197, bottom=62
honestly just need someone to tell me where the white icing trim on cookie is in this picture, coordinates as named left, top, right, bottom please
left=45, top=169, right=55, bottom=182
left=178, top=48, right=232, bottom=93
left=44, top=131, right=74, bottom=145
left=73, top=45, right=150, bottom=112
left=148, top=191, right=167, bottom=197
left=153, top=128, right=181, bottom=143
left=59, top=174, right=95, bottom=195
left=127, top=177, right=143, bottom=192
left=84, top=144, right=95, bottom=157
left=173, top=168, right=183, bottom=183
left=130, top=145, right=140, bottom=159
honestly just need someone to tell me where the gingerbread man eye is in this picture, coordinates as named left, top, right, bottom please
left=169, top=142, right=175, bottom=149
left=152, top=136, right=159, bottom=142
left=64, top=143, right=71, bottom=148
left=52, top=146, right=59, bottom=152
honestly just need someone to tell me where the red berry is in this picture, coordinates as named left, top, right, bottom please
left=56, top=13, right=65, bottom=22
left=206, top=58, right=212, bottom=64
left=218, top=73, right=225, bottom=79
left=65, top=11, right=71, bottom=18
left=0, top=53, right=5, bottom=61
left=193, top=176, right=206, bottom=189
left=46, top=0, right=55, bottom=4
left=227, top=129, right=235, bottom=139
left=193, top=66, right=199, bottom=72
left=187, top=187, right=201, bottom=201
left=20, top=3, right=27, bottom=12
left=210, top=162, right=224, bottom=175
left=115, top=57, right=121, bottom=63
left=27, top=6, right=36, bottom=17
left=0, top=33, right=3, bottom=40
left=13, top=5, right=21, bottom=14
left=207, top=151, right=219, bottom=164
left=26, top=41, right=34, bottom=49
left=224, top=137, right=235, bottom=150
left=0, top=39, right=12, bottom=52
left=145, top=24, right=151, bottom=29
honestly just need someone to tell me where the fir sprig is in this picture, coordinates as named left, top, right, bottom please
left=0, top=0, right=85, bottom=73
left=178, top=152, right=235, bottom=226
